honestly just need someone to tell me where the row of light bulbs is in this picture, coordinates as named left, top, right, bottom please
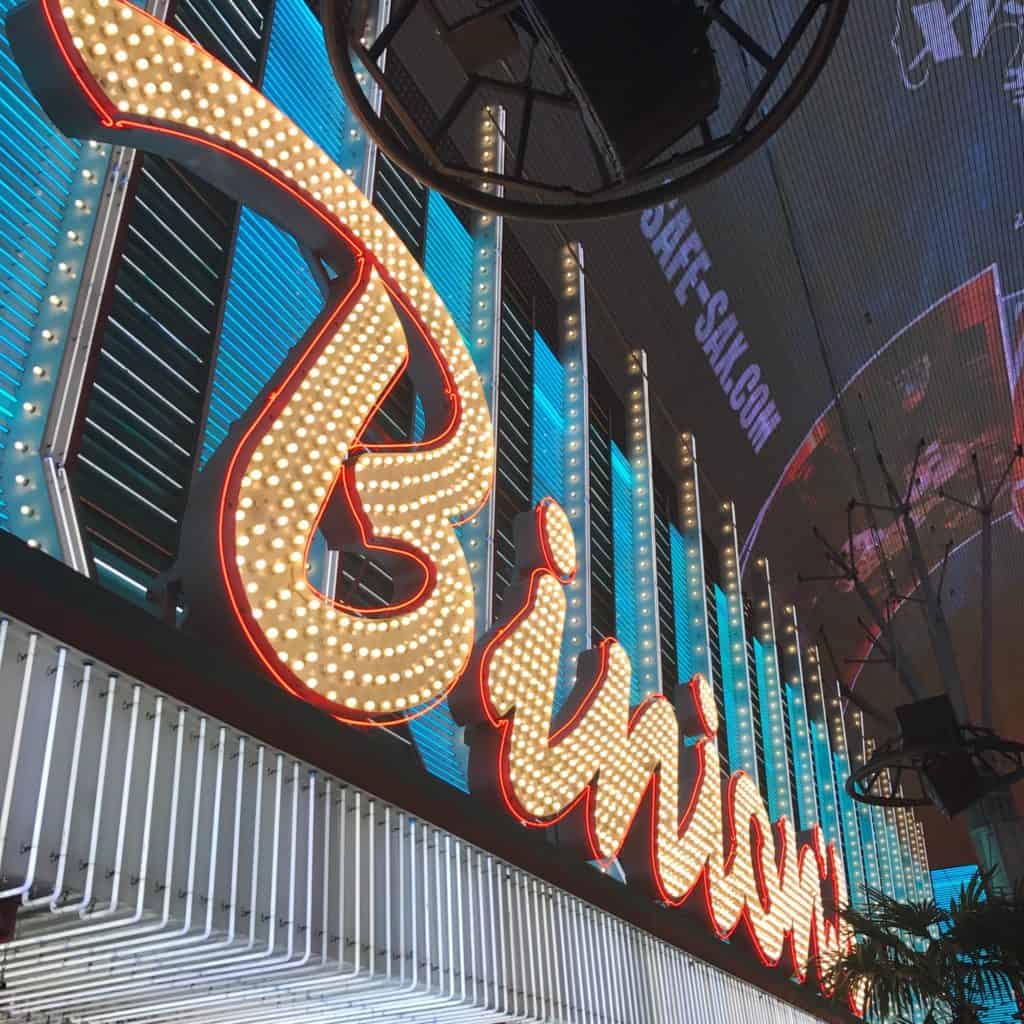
left=451, top=105, right=504, bottom=635
left=10, top=93, right=104, bottom=549
left=61, top=0, right=494, bottom=717
left=558, top=244, right=590, bottom=694
left=625, top=354, right=662, bottom=702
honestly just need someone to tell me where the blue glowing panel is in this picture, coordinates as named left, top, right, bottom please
left=201, top=0, right=348, bottom=464
left=305, top=528, right=328, bottom=596
left=754, top=636, right=793, bottom=824
left=202, top=208, right=321, bottom=463
left=720, top=585, right=761, bottom=774
left=786, top=685, right=817, bottom=831
left=870, top=804, right=895, bottom=896
left=423, top=192, right=473, bottom=342
left=0, top=0, right=97, bottom=534
left=856, top=801, right=881, bottom=892
left=611, top=442, right=641, bottom=704
left=532, top=332, right=564, bottom=505
left=261, top=0, right=348, bottom=168
left=530, top=329, right=573, bottom=712
left=715, top=584, right=754, bottom=774
left=408, top=708, right=469, bottom=794
left=884, top=814, right=908, bottom=901
left=412, top=396, right=425, bottom=441
left=670, top=525, right=694, bottom=684
left=810, top=716, right=842, bottom=851
left=834, top=752, right=866, bottom=904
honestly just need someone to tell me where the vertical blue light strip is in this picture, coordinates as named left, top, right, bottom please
left=848, top=712, right=882, bottom=896
left=423, top=192, right=473, bottom=340
left=820, top=676, right=866, bottom=906
left=716, top=502, right=758, bottom=784
left=532, top=332, right=565, bottom=505
left=558, top=242, right=592, bottom=702
left=864, top=739, right=897, bottom=900
left=872, top=801, right=897, bottom=898
left=779, top=607, right=817, bottom=832
left=873, top=747, right=909, bottom=902
left=675, top=435, right=710, bottom=682
left=624, top=351, right=662, bottom=699
left=833, top=748, right=867, bottom=905
left=886, top=807, right=909, bottom=900
left=753, top=636, right=793, bottom=824
left=748, top=560, right=793, bottom=826
left=0, top=0, right=111, bottom=551
left=716, top=584, right=749, bottom=773
left=914, top=820, right=934, bottom=903
left=856, top=799, right=882, bottom=894
left=786, top=683, right=818, bottom=830
left=611, top=441, right=641, bottom=705
left=895, top=808, right=919, bottom=900
left=803, top=648, right=844, bottom=860
left=202, top=0, right=351, bottom=464
left=531, top=330, right=569, bottom=708
left=450, top=108, right=502, bottom=641
left=670, top=524, right=694, bottom=683
left=810, top=716, right=842, bottom=850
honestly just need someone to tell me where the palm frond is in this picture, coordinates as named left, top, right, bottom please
left=825, top=873, right=1024, bottom=1020
left=824, top=925, right=944, bottom=1020
left=945, top=869, right=1024, bottom=985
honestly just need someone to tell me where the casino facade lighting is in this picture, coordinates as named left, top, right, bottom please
left=0, top=1, right=928, bottom=1020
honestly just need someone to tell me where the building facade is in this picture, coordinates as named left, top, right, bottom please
left=0, top=0, right=931, bottom=1020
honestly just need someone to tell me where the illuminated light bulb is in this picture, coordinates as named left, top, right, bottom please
left=454, top=497, right=855, bottom=996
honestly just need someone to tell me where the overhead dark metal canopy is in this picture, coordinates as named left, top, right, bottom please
left=322, top=0, right=850, bottom=221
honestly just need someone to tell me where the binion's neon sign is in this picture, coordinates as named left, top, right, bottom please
left=9, top=0, right=859, bottom=1006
